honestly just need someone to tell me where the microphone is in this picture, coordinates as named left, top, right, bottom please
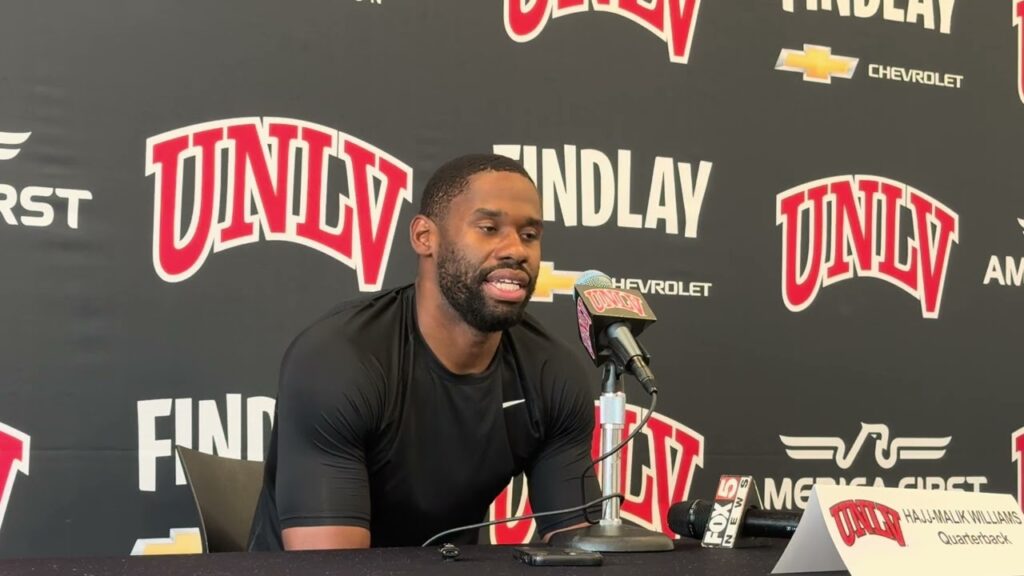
left=667, top=500, right=802, bottom=541
left=573, top=270, right=658, bottom=394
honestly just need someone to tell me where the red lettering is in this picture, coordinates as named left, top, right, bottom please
left=908, top=192, right=957, bottom=319
left=643, top=415, right=702, bottom=536
left=1014, top=428, right=1024, bottom=514
left=878, top=182, right=918, bottom=293
left=826, top=179, right=877, bottom=279
left=1016, top=1, right=1024, bottom=105
left=504, top=0, right=551, bottom=40
left=488, top=404, right=703, bottom=542
left=220, top=122, right=297, bottom=244
left=586, top=289, right=645, bottom=316
left=504, top=0, right=702, bottom=64
left=716, top=476, right=739, bottom=499
left=877, top=504, right=906, bottom=546
left=295, top=125, right=353, bottom=263
left=779, top=184, right=828, bottom=311
left=620, top=0, right=662, bottom=31
left=0, top=423, right=29, bottom=531
left=666, top=0, right=701, bottom=63
left=147, top=118, right=412, bottom=289
left=830, top=502, right=858, bottom=546
left=778, top=176, right=958, bottom=318
left=148, top=129, right=219, bottom=282
left=344, top=140, right=411, bottom=290
left=829, top=500, right=905, bottom=547
left=489, top=479, right=535, bottom=544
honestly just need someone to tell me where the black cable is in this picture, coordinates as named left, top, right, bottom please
left=420, top=493, right=623, bottom=548
left=581, top=387, right=658, bottom=523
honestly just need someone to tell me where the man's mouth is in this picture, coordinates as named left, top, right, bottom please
left=481, top=270, right=531, bottom=302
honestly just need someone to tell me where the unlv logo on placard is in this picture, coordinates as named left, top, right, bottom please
left=504, top=0, right=704, bottom=64
left=488, top=404, right=703, bottom=542
left=1014, top=427, right=1024, bottom=513
left=0, top=422, right=30, bottom=533
left=829, top=499, right=906, bottom=547
left=145, top=118, right=412, bottom=290
left=776, top=175, right=958, bottom=319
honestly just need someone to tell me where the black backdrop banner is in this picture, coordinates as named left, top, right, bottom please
left=0, top=0, right=1021, bottom=558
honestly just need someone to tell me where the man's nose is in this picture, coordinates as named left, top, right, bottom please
left=495, top=230, right=530, bottom=263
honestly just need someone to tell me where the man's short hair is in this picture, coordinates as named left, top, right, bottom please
left=418, top=154, right=535, bottom=223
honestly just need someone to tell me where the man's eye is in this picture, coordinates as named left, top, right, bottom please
left=520, top=231, right=539, bottom=242
left=478, top=225, right=497, bottom=233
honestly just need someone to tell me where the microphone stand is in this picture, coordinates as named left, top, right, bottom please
left=549, top=361, right=674, bottom=552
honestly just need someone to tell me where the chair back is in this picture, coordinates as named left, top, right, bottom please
left=176, top=445, right=265, bottom=553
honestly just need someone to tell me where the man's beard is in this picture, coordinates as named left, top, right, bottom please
left=436, top=243, right=536, bottom=333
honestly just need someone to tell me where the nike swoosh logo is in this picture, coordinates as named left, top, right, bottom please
left=502, top=399, right=526, bottom=409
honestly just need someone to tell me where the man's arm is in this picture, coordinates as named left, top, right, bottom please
left=273, top=325, right=383, bottom=550
left=282, top=526, right=371, bottom=550
left=526, top=352, right=603, bottom=539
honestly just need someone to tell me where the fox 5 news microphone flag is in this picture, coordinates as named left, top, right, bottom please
left=0, top=0, right=1022, bottom=558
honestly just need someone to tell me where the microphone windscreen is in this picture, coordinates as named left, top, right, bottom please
left=575, top=269, right=613, bottom=289
left=666, top=500, right=712, bottom=539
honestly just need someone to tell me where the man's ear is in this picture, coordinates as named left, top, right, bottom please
left=409, top=214, right=436, bottom=257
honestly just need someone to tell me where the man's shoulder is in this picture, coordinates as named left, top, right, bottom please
left=287, top=284, right=413, bottom=364
left=507, top=312, right=590, bottom=375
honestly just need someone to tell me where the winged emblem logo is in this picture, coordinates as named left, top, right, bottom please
left=779, top=423, right=950, bottom=470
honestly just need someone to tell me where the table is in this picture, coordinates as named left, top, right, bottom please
left=0, top=540, right=849, bottom=575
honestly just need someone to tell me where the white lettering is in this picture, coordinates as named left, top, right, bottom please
left=494, top=145, right=710, bottom=235
left=782, top=0, right=956, bottom=33
left=19, top=186, right=54, bottom=227
left=681, top=161, right=712, bottom=238
left=645, top=157, right=678, bottom=234
left=137, top=395, right=275, bottom=491
left=137, top=399, right=173, bottom=492
left=580, top=149, right=615, bottom=227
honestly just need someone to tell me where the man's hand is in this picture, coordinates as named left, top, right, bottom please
left=282, top=526, right=371, bottom=550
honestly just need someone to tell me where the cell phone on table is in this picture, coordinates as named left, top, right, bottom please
left=513, top=546, right=603, bottom=566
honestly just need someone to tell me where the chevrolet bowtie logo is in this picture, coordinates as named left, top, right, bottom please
left=531, top=261, right=581, bottom=302
left=776, top=44, right=858, bottom=84
left=131, top=527, right=202, bottom=555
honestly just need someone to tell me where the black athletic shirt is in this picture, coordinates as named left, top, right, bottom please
left=248, top=284, right=601, bottom=549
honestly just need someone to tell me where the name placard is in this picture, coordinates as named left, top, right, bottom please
left=773, top=486, right=1024, bottom=576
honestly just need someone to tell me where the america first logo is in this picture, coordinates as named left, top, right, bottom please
left=489, top=404, right=703, bottom=542
left=504, top=0, right=703, bottom=64
left=776, top=175, right=958, bottom=319
left=0, top=422, right=30, bottom=533
left=145, top=118, right=412, bottom=290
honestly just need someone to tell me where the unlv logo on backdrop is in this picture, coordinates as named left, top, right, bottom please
left=145, top=118, right=412, bottom=290
left=0, top=422, right=30, bottom=533
left=829, top=499, right=906, bottom=547
left=1016, top=1, right=1024, bottom=104
left=776, top=175, right=958, bottom=319
left=489, top=404, right=703, bottom=542
left=504, top=0, right=704, bottom=64
left=1014, top=427, right=1024, bottom=513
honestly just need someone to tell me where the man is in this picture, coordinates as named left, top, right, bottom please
left=248, top=154, right=600, bottom=551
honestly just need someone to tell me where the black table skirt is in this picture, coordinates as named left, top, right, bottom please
left=0, top=540, right=850, bottom=576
